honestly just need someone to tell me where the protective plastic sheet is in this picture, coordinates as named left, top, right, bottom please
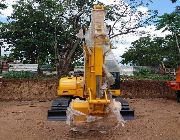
left=66, top=99, right=125, bottom=133
left=71, top=6, right=124, bottom=133
left=77, top=5, right=110, bottom=53
left=105, top=51, right=121, bottom=73
left=103, top=64, right=115, bottom=86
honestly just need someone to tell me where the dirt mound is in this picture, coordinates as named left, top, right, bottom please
left=121, top=80, right=176, bottom=99
left=0, top=78, right=176, bottom=101
left=0, top=78, right=58, bottom=101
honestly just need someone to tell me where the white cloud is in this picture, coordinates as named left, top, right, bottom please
left=140, top=25, right=171, bottom=38
left=98, top=0, right=123, bottom=5
left=137, top=6, right=148, bottom=14
left=0, top=0, right=17, bottom=17
left=112, top=25, right=171, bottom=60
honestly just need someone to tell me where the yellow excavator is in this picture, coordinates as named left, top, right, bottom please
left=48, top=5, right=134, bottom=123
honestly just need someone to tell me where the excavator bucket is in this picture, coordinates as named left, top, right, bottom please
left=48, top=97, right=134, bottom=121
left=47, top=97, right=71, bottom=121
left=66, top=99, right=126, bottom=132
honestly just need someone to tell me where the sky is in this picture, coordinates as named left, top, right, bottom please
left=149, top=0, right=180, bottom=15
left=98, top=0, right=179, bottom=61
left=0, top=0, right=179, bottom=59
left=101, top=0, right=180, bottom=15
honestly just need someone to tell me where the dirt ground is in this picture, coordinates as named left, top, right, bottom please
left=0, top=98, right=180, bottom=140
left=0, top=79, right=176, bottom=101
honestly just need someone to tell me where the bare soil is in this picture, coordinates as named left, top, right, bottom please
left=0, top=98, right=180, bottom=140
left=0, top=79, right=179, bottom=139
left=0, top=79, right=58, bottom=101
left=0, top=79, right=176, bottom=101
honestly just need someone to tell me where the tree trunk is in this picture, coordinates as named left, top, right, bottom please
left=175, top=33, right=180, bottom=64
left=57, top=39, right=81, bottom=76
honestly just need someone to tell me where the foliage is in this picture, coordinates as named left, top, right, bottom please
left=105, top=0, right=158, bottom=39
left=0, top=1, right=7, bottom=24
left=2, top=71, right=34, bottom=78
left=156, top=12, right=180, bottom=34
left=0, top=0, right=157, bottom=75
left=121, top=70, right=175, bottom=81
left=156, top=11, right=180, bottom=64
left=122, top=35, right=179, bottom=67
left=0, top=0, right=93, bottom=75
left=121, top=36, right=179, bottom=67
left=132, top=73, right=175, bottom=81
left=122, top=9, right=180, bottom=68
left=135, top=68, right=153, bottom=76
left=1, top=0, right=65, bottom=64
left=0, top=1, right=7, bottom=10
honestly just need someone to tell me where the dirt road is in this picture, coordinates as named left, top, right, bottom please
left=0, top=98, right=180, bottom=140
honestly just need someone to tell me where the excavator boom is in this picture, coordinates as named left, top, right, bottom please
left=48, top=4, right=134, bottom=125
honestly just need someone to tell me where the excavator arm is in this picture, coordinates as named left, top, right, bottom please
left=48, top=4, right=134, bottom=125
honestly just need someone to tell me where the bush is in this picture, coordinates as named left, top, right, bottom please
left=136, top=68, right=153, bottom=76
left=2, top=71, right=34, bottom=78
left=131, top=68, right=175, bottom=80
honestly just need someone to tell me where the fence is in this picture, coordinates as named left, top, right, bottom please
left=9, top=64, right=38, bottom=72
left=119, top=66, right=176, bottom=76
left=0, top=62, right=176, bottom=76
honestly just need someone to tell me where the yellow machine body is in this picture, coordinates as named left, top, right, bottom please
left=58, top=5, right=120, bottom=121
left=48, top=4, right=134, bottom=122
left=110, top=89, right=121, bottom=96
left=58, top=76, right=84, bottom=98
left=58, top=77, right=120, bottom=97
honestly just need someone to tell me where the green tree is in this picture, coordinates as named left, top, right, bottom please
left=0, top=0, right=88, bottom=74
left=122, top=8, right=180, bottom=68
left=0, top=1, right=7, bottom=57
left=0, top=1, right=7, bottom=11
left=121, top=36, right=164, bottom=66
left=105, top=0, right=157, bottom=39
left=0, top=0, right=157, bottom=75
left=156, top=11, right=180, bottom=64
left=121, top=36, right=179, bottom=67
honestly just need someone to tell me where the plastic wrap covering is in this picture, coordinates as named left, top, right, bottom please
left=77, top=5, right=110, bottom=50
left=103, top=64, right=115, bottom=86
left=105, top=51, right=121, bottom=73
left=84, top=25, right=94, bottom=49
left=76, top=5, right=111, bottom=54
left=66, top=99, right=124, bottom=133
left=92, top=9, right=106, bottom=37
